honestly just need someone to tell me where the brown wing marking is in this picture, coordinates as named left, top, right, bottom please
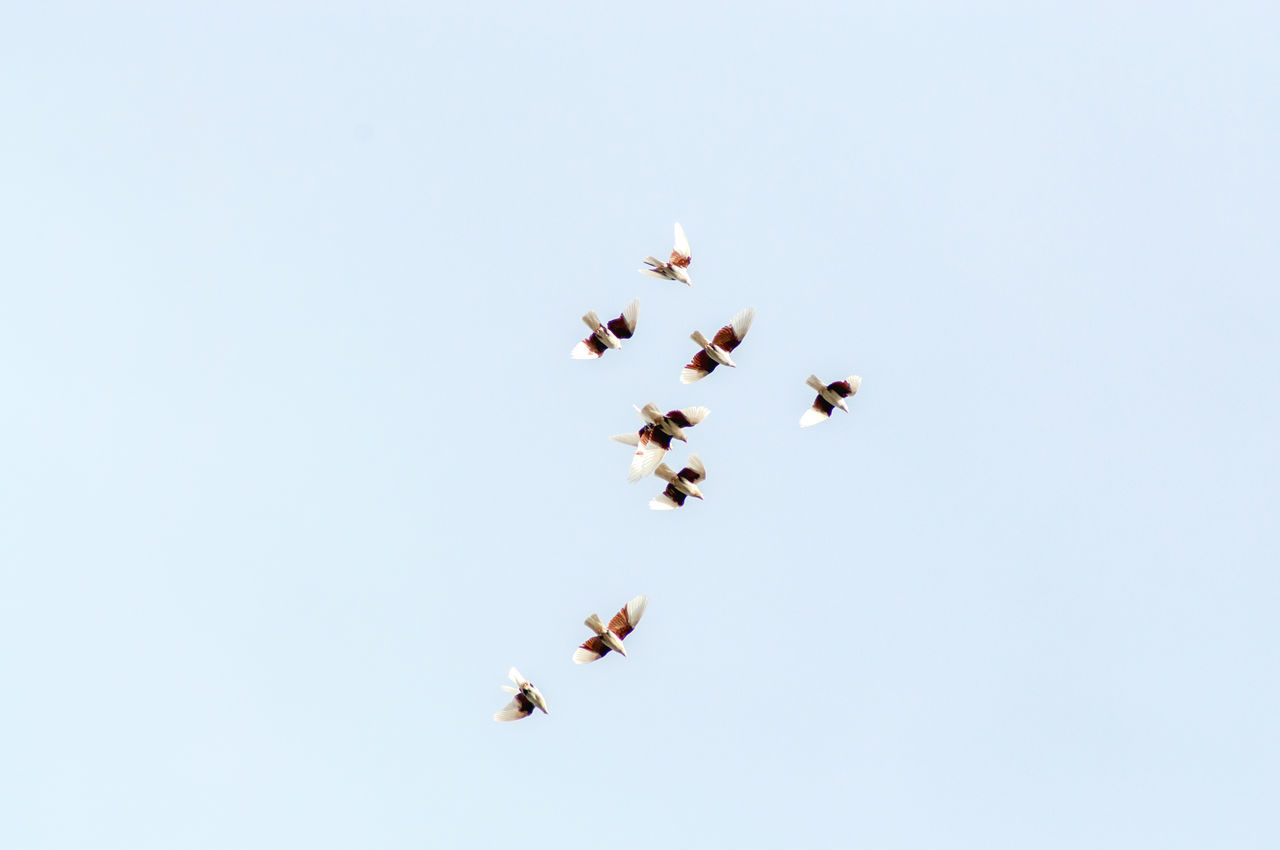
left=608, top=601, right=640, bottom=639
left=578, top=635, right=610, bottom=660
left=711, top=323, right=742, bottom=351
left=814, top=395, right=835, bottom=416
left=665, top=410, right=693, bottom=428
left=669, top=250, right=691, bottom=268
left=829, top=380, right=853, bottom=397
left=581, top=335, right=606, bottom=356
left=678, top=466, right=703, bottom=484
left=685, top=349, right=717, bottom=377
left=639, top=425, right=674, bottom=451
left=607, top=314, right=634, bottom=340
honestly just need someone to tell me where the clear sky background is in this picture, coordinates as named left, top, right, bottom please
left=3, top=3, right=1277, bottom=848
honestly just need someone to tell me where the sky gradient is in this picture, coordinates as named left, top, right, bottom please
left=3, top=3, right=1278, bottom=848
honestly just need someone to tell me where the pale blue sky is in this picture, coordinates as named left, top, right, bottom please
left=3, top=3, right=1277, bottom=848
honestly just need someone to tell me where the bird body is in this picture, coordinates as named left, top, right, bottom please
left=650, top=454, right=707, bottom=510
left=682, top=307, right=756, bottom=383
left=571, top=298, right=639, bottom=359
left=573, top=595, right=648, bottom=663
left=800, top=374, right=862, bottom=427
left=640, top=222, right=692, bottom=286
left=493, top=667, right=550, bottom=721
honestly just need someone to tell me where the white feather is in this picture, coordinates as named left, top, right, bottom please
left=800, top=407, right=830, bottom=427
left=627, top=443, right=667, bottom=481
left=685, top=454, right=706, bottom=481
left=493, top=698, right=531, bottom=722
left=611, top=432, right=640, bottom=446
left=805, top=374, right=826, bottom=393
left=673, top=222, right=690, bottom=259
left=649, top=493, right=680, bottom=510
left=729, top=306, right=755, bottom=341
left=844, top=375, right=862, bottom=395
left=678, top=406, right=710, bottom=426
left=570, top=340, right=601, bottom=359
left=620, top=298, right=639, bottom=334
left=508, top=667, right=528, bottom=687
left=625, top=594, right=648, bottom=628
left=680, top=366, right=708, bottom=384
left=572, top=646, right=603, bottom=664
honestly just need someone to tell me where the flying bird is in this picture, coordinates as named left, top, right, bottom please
left=800, top=374, right=862, bottom=427
left=650, top=454, right=707, bottom=510
left=573, top=595, right=648, bottom=663
left=493, top=667, right=550, bottom=722
left=570, top=298, right=639, bottom=360
left=611, top=403, right=709, bottom=481
left=681, top=307, right=756, bottom=383
left=640, top=222, right=692, bottom=286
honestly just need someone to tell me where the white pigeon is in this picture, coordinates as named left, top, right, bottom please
left=573, top=595, right=648, bottom=663
left=493, top=667, right=550, bottom=722
left=639, top=222, right=692, bottom=286
left=611, top=403, right=710, bottom=481
left=570, top=298, right=639, bottom=360
left=799, top=374, right=862, bottom=427
left=681, top=307, right=756, bottom=383
left=650, top=454, right=707, bottom=510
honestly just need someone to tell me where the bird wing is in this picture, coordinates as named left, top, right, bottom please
left=671, top=222, right=691, bottom=265
left=607, top=298, right=639, bottom=339
left=608, top=594, right=648, bottom=638
left=494, top=692, right=534, bottom=721
left=800, top=396, right=834, bottom=427
left=712, top=307, right=755, bottom=351
left=573, top=635, right=610, bottom=664
left=508, top=667, right=528, bottom=687
left=649, top=485, right=687, bottom=510
left=669, top=406, right=710, bottom=428
left=831, top=375, right=862, bottom=398
left=627, top=438, right=667, bottom=482
left=680, top=349, right=717, bottom=384
left=680, top=454, right=706, bottom=483
left=571, top=335, right=606, bottom=359
left=638, top=402, right=664, bottom=424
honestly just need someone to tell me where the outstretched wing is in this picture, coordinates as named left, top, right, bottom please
left=649, top=484, right=687, bottom=510
left=494, top=692, right=535, bottom=722
left=711, top=307, right=755, bottom=352
left=668, top=406, right=710, bottom=428
left=573, top=635, right=610, bottom=664
left=800, top=395, right=834, bottom=427
left=680, top=349, right=717, bottom=384
left=671, top=222, right=691, bottom=266
left=607, top=298, right=639, bottom=339
left=680, top=454, right=706, bottom=484
left=607, top=594, right=648, bottom=639
left=830, top=375, right=862, bottom=398
left=571, top=335, right=606, bottom=359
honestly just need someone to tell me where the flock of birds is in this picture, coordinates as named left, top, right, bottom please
left=495, top=223, right=861, bottom=722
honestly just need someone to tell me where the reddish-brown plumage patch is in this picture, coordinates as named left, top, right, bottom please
left=711, top=324, right=742, bottom=351
left=677, top=466, right=703, bottom=484
left=581, top=335, right=606, bottom=356
left=579, top=635, right=609, bottom=659
left=660, top=484, right=688, bottom=507
left=607, top=314, right=634, bottom=339
left=669, top=251, right=691, bottom=268
left=665, top=410, right=693, bottom=428
left=608, top=604, right=638, bottom=638
left=814, top=396, right=835, bottom=416
left=686, top=349, right=716, bottom=376
left=830, top=380, right=853, bottom=397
